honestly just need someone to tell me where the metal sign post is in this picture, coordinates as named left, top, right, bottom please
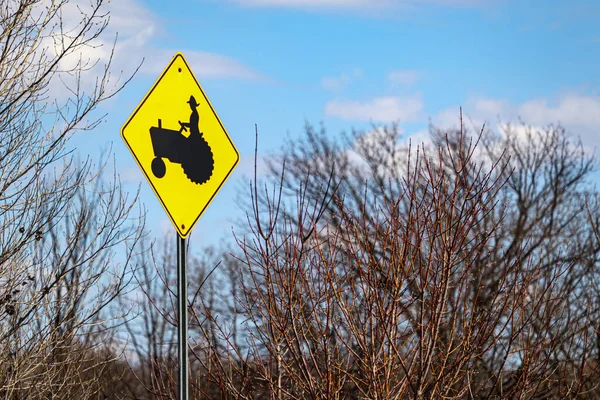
left=120, top=52, right=239, bottom=400
left=177, top=236, right=188, bottom=400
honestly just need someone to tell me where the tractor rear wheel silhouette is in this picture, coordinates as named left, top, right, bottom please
left=149, top=119, right=214, bottom=185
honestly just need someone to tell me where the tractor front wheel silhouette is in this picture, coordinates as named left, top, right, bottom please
left=151, top=157, right=166, bottom=178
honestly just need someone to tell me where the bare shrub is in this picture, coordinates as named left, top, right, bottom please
left=193, top=117, right=600, bottom=399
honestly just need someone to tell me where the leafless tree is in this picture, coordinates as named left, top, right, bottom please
left=191, top=116, right=600, bottom=399
left=120, top=237, right=230, bottom=399
left=0, top=0, right=144, bottom=398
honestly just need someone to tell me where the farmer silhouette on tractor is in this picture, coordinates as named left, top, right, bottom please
left=149, top=95, right=214, bottom=185
left=178, top=95, right=201, bottom=137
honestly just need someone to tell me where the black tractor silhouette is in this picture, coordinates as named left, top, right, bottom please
left=149, top=96, right=214, bottom=185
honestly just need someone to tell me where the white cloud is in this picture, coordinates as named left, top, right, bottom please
left=405, top=129, right=431, bottom=147
left=325, top=95, right=423, bottom=123
left=109, top=1, right=260, bottom=81
left=431, top=107, right=465, bottom=129
left=430, top=97, right=509, bottom=131
left=518, top=95, right=600, bottom=128
left=345, top=125, right=438, bottom=182
left=387, top=70, right=419, bottom=86
left=321, top=68, right=363, bottom=91
left=354, top=125, right=401, bottom=149
left=140, top=50, right=263, bottom=81
left=332, top=91, right=600, bottom=183
left=432, top=93, right=600, bottom=148
left=43, top=0, right=260, bottom=103
left=43, top=1, right=157, bottom=87
left=496, top=123, right=546, bottom=145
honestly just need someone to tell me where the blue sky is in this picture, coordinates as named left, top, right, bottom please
left=67, top=0, right=600, bottom=247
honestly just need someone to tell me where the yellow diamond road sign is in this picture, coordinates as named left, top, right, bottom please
left=121, top=52, right=239, bottom=238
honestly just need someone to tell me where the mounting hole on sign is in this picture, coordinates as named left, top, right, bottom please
left=181, top=224, right=185, bottom=229
left=178, top=68, right=182, bottom=73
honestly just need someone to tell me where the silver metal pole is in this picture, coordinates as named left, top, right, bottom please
left=177, top=236, right=188, bottom=400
